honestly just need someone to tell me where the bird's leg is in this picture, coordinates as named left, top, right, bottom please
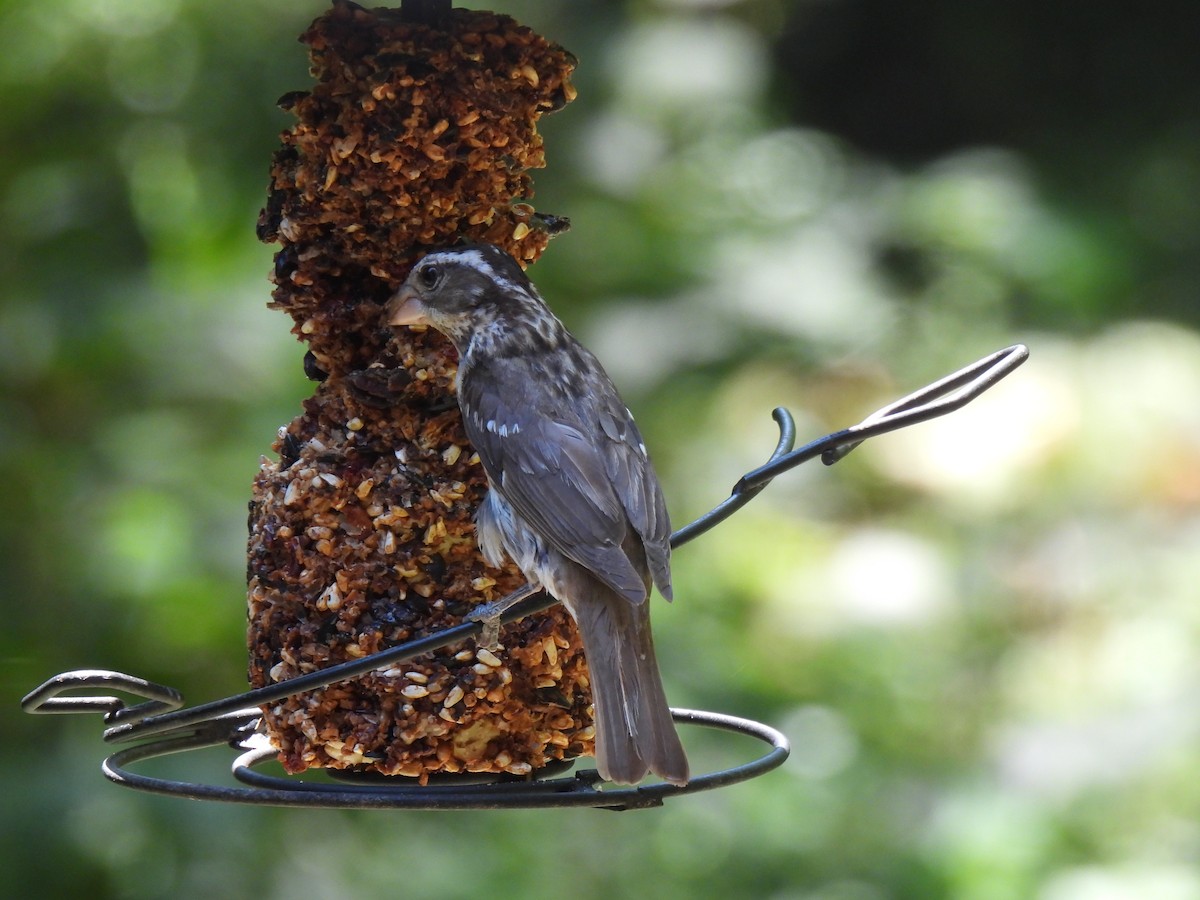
left=469, top=582, right=543, bottom=650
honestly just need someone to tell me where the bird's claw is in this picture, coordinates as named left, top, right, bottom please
left=466, top=582, right=542, bottom=651
left=468, top=599, right=508, bottom=651
left=474, top=613, right=502, bottom=652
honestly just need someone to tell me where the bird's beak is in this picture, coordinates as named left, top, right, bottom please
left=387, top=285, right=429, bottom=327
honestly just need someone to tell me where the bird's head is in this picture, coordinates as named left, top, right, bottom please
left=388, top=243, right=547, bottom=354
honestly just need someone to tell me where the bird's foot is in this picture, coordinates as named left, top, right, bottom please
left=467, top=582, right=542, bottom=651
left=475, top=614, right=502, bottom=652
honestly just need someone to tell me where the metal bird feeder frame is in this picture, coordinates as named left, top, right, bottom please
left=22, top=344, right=1029, bottom=811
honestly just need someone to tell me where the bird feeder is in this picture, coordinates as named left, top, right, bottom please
left=21, top=0, right=1029, bottom=809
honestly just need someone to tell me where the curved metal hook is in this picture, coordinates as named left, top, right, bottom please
left=684, top=343, right=1029, bottom=545
left=21, top=669, right=183, bottom=722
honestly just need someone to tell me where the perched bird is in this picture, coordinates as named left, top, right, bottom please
left=388, top=243, right=689, bottom=786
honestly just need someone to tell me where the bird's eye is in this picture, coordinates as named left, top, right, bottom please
left=418, top=264, right=441, bottom=289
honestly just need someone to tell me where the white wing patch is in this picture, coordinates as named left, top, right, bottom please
left=485, top=419, right=521, bottom=437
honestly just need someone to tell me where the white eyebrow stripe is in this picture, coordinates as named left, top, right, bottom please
left=431, top=248, right=524, bottom=296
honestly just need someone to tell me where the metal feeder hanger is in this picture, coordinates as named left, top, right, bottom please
left=23, top=344, right=1029, bottom=812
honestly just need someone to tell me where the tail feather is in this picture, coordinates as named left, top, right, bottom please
left=567, top=587, right=689, bottom=786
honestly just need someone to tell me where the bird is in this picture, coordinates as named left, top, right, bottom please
left=387, top=242, right=689, bottom=786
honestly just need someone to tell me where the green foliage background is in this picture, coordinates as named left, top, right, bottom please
left=5, top=1, right=1200, bottom=897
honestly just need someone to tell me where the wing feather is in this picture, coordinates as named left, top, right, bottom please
left=460, top=357, right=672, bottom=604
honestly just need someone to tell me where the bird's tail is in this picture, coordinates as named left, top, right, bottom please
left=567, top=587, right=689, bottom=786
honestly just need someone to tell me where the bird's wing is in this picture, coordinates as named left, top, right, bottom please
left=594, top=395, right=673, bottom=600
left=459, top=362, right=656, bottom=605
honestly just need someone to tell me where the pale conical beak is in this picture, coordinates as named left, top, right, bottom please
left=387, top=285, right=429, bottom=326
